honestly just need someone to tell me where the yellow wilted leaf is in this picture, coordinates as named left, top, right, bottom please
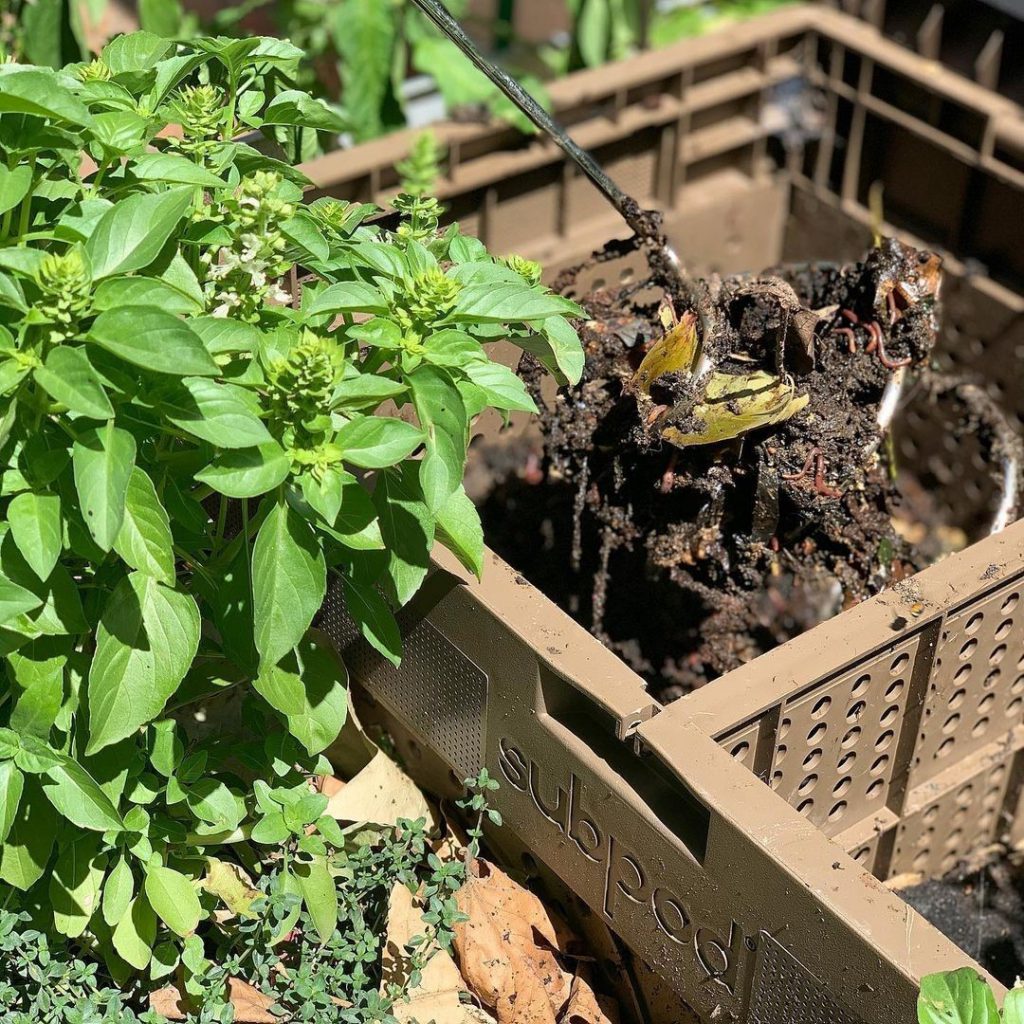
left=661, top=371, right=809, bottom=448
left=628, top=310, right=699, bottom=395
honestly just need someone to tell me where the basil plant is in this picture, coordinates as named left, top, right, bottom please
left=0, top=31, right=582, bottom=987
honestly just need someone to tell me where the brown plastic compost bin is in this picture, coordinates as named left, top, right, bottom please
left=305, top=7, right=1024, bottom=1023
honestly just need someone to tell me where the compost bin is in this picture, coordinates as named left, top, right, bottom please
left=306, top=6, right=1024, bottom=1022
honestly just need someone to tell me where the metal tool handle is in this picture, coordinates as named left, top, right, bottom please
left=407, top=0, right=653, bottom=243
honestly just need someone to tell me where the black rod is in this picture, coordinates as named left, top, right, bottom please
left=408, top=0, right=654, bottom=242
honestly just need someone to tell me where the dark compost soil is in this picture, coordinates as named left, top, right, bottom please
left=902, top=858, right=1024, bottom=986
left=476, top=233, right=955, bottom=703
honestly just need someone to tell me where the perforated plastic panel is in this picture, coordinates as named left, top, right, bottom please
left=749, top=933, right=865, bottom=1024
left=317, top=581, right=488, bottom=778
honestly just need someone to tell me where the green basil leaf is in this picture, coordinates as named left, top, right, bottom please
left=86, top=572, right=201, bottom=754
left=294, top=854, right=337, bottom=945
left=50, top=834, right=108, bottom=939
left=113, top=467, right=175, bottom=584
left=92, top=275, right=203, bottom=316
left=307, top=281, right=388, bottom=316
left=196, top=442, right=290, bottom=499
left=373, top=463, right=434, bottom=607
left=34, top=347, right=115, bottom=420
left=447, top=282, right=583, bottom=323
left=112, top=895, right=157, bottom=971
left=7, top=490, right=62, bottom=581
left=254, top=630, right=348, bottom=755
left=917, top=969, right=999, bottom=1024
left=163, top=377, right=272, bottom=448
left=0, top=164, right=32, bottom=217
left=129, top=152, right=225, bottom=188
left=0, top=574, right=44, bottom=625
left=436, top=484, right=484, bottom=580
left=252, top=501, right=326, bottom=670
left=7, top=638, right=66, bottom=737
left=72, top=422, right=136, bottom=552
left=335, top=416, right=424, bottom=469
left=42, top=749, right=125, bottom=832
left=0, top=69, right=91, bottom=124
left=407, top=365, right=467, bottom=512
left=89, top=306, right=219, bottom=376
left=0, top=778, right=57, bottom=890
left=262, top=90, right=348, bottom=132
left=0, top=759, right=24, bottom=845
left=464, top=360, right=538, bottom=414
left=145, top=863, right=202, bottom=937
left=85, top=187, right=192, bottom=280
left=102, top=855, right=135, bottom=927
left=343, top=577, right=401, bottom=666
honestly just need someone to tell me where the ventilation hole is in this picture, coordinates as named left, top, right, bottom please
left=937, top=737, right=956, bottom=758
left=1007, top=697, right=1023, bottom=717
left=978, top=693, right=996, bottom=713
left=945, top=829, right=963, bottom=849
left=973, top=718, right=990, bottom=737
left=811, top=695, right=832, bottom=719
left=891, top=652, right=910, bottom=675
left=1001, top=594, right=1019, bottom=615
left=618, top=267, right=635, bottom=284
left=837, top=751, right=857, bottom=771
left=885, top=680, right=905, bottom=701
left=851, top=674, right=872, bottom=697
left=1012, top=675, right=1024, bottom=695
left=990, top=645, right=1007, bottom=666
left=960, top=638, right=978, bottom=660
left=949, top=688, right=967, bottom=709
left=778, top=718, right=792, bottom=739
left=914, top=851, right=931, bottom=871
left=841, top=727, right=862, bottom=749
left=847, top=701, right=867, bottom=723
left=956, top=784, right=973, bottom=806
left=965, top=612, right=985, bottom=634
left=941, top=854, right=958, bottom=873
left=984, top=790, right=1001, bottom=810
left=866, top=778, right=885, bottom=799
left=592, top=277, right=607, bottom=290
left=984, top=669, right=1002, bottom=690
left=776, top=744, right=788, bottom=763
left=771, top=771, right=783, bottom=788
left=954, top=663, right=973, bottom=684
left=797, top=799, right=814, bottom=815
left=880, top=705, right=899, bottom=726
left=828, top=801, right=847, bottom=823
left=807, top=722, right=827, bottom=744
left=798, top=774, right=818, bottom=795
left=978, top=812, right=996, bottom=831
left=803, top=748, right=823, bottom=770
left=875, top=730, right=895, bottom=751
left=995, top=619, right=1014, bottom=641
left=854, top=846, right=871, bottom=863
left=833, top=776, right=852, bottom=797
left=871, top=754, right=890, bottom=775
left=943, top=713, right=961, bottom=734
left=924, top=805, right=940, bottom=824
left=731, top=741, right=750, bottom=760
left=991, top=765, right=1007, bottom=784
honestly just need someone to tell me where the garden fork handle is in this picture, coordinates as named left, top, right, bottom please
left=408, top=0, right=681, bottom=272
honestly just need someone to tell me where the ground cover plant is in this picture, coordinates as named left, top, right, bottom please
left=0, top=29, right=583, bottom=1020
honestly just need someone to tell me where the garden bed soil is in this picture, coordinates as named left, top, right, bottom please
left=474, top=233, right=1004, bottom=704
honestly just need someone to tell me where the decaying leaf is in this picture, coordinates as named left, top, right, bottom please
left=660, top=370, right=809, bottom=448
left=453, top=858, right=574, bottom=1024
left=325, top=747, right=437, bottom=829
left=627, top=310, right=699, bottom=395
left=151, top=978, right=277, bottom=1023
left=204, top=858, right=259, bottom=919
left=383, top=882, right=496, bottom=1024
left=562, top=965, right=619, bottom=1024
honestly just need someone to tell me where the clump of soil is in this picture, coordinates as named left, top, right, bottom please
left=481, top=235, right=949, bottom=702
left=902, top=857, right=1024, bottom=986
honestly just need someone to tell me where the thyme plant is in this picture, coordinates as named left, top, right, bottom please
left=0, top=31, right=581, bottom=1017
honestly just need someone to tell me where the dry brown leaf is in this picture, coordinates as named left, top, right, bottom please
left=326, top=748, right=438, bottom=829
left=151, top=978, right=277, bottom=1023
left=561, top=966, right=619, bottom=1024
left=382, top=882, right=496, bottom=1023
left=453, top=859, right=574, bottom=1024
